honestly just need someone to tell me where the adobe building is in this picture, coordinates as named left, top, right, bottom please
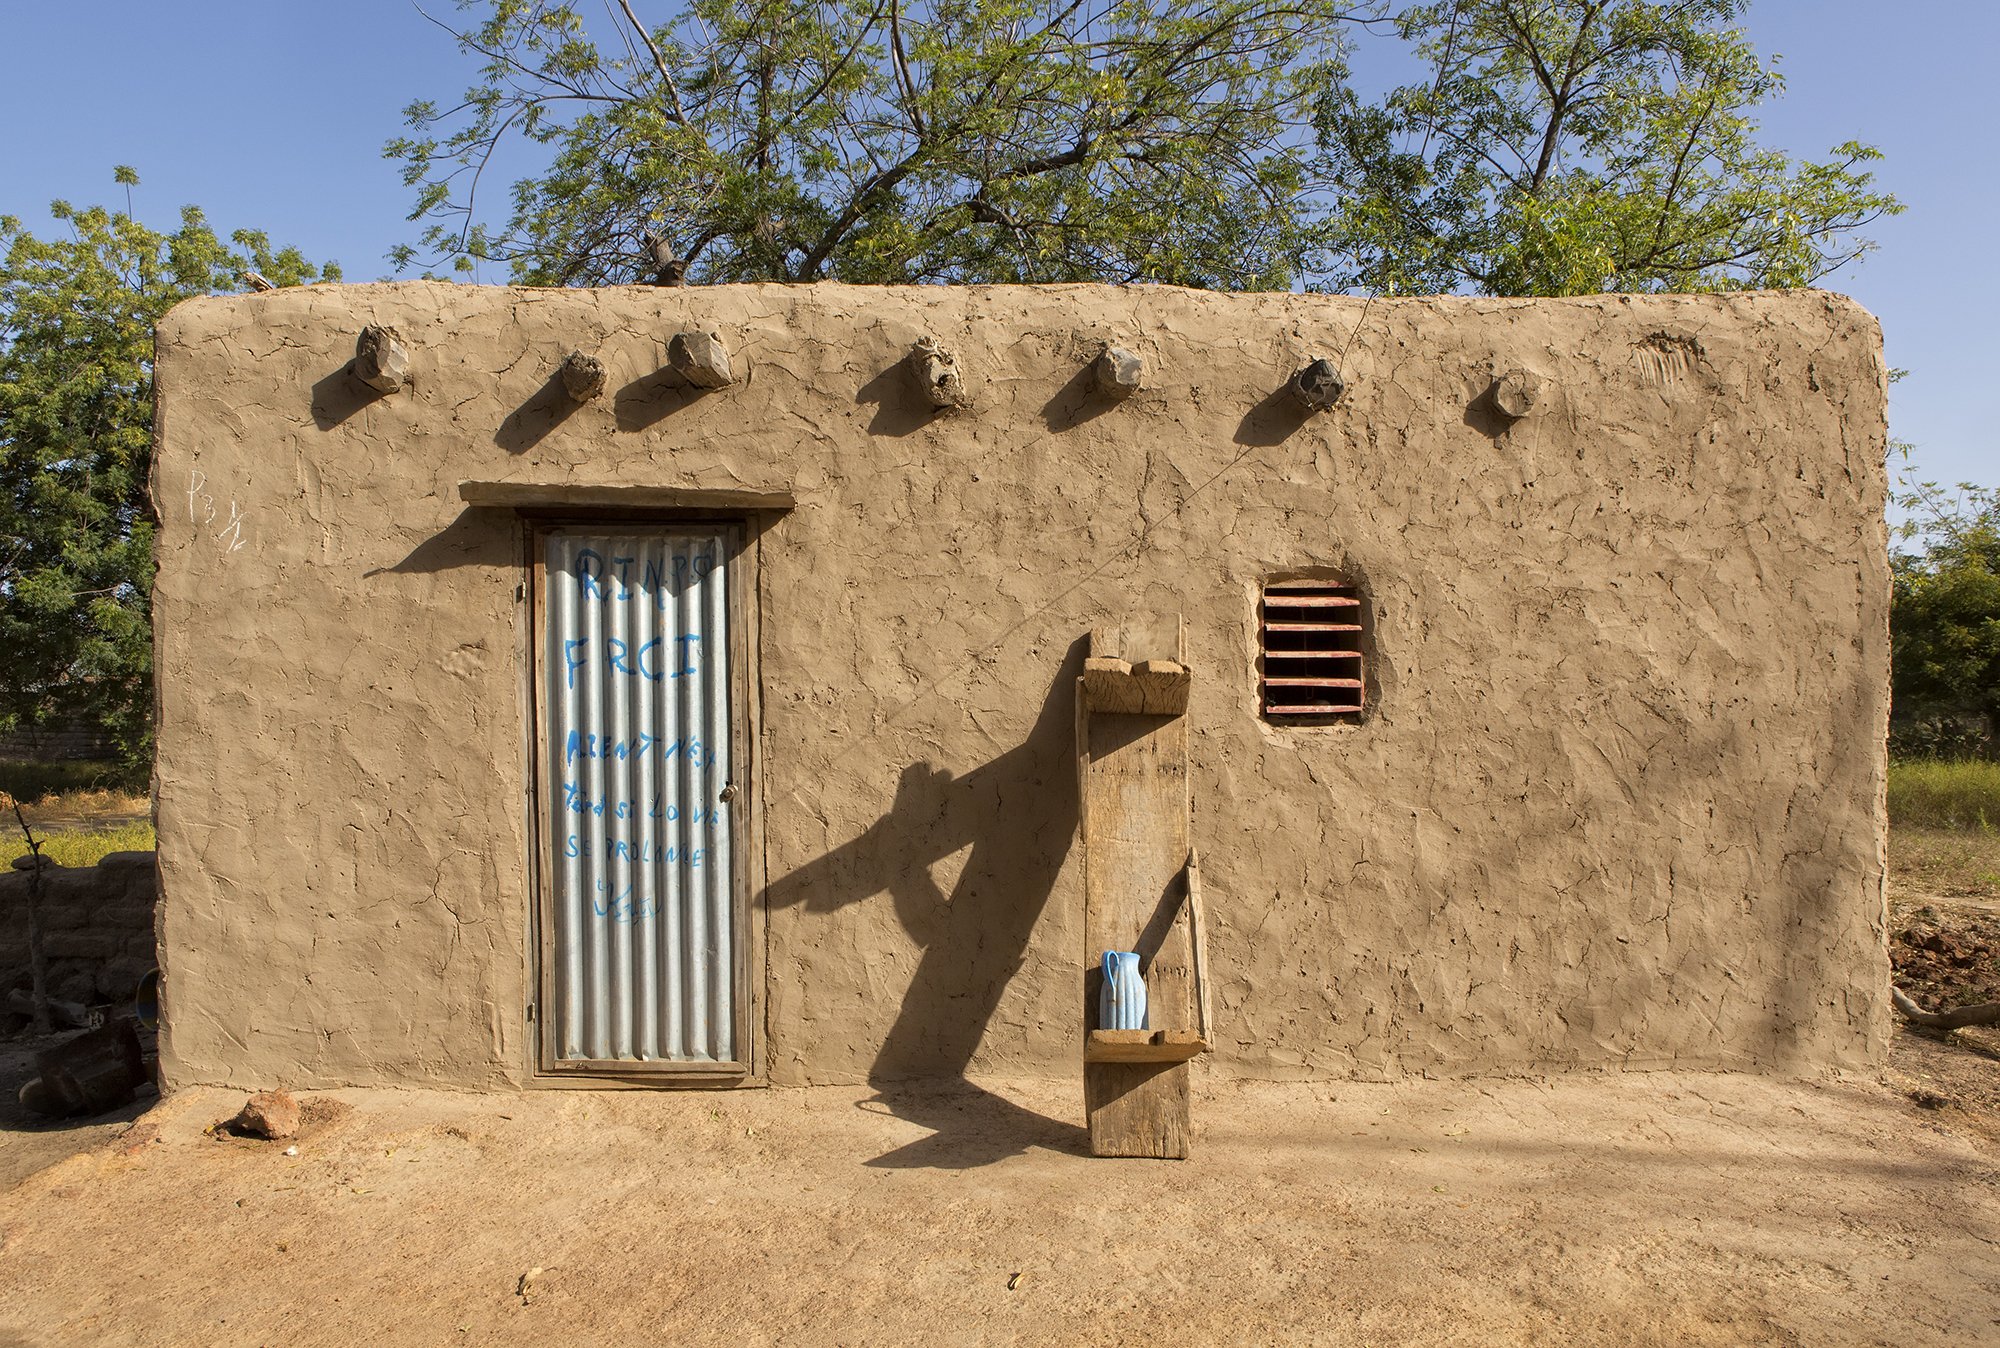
left=150, top=282, right=1891, bottom=1095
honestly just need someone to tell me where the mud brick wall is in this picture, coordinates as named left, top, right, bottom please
left=1, top=852, right=158, bottom=1006
left=152, top=284, right=1890, bottom=1090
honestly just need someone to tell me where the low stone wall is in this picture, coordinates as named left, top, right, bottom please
left=0, top=851, right=157, bottom=1007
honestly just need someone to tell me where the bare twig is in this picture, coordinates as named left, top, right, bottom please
left=9, top=799, right=52, bottom=1034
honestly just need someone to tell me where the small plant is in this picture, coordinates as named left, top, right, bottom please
left=3, top=791, right=52, bottom=1033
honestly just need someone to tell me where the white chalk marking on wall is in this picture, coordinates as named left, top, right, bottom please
left=187, top=468, right=249, bottom=554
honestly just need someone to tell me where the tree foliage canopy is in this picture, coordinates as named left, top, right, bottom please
left=0, top=171, right=335, bottom=766
left=1892, top=483, right=2000, bottom=759
left=391, top=0, right=1899, bottom=297
left=1314, top=0, right=1901, bottom=294
left=389, top=0, right=1361, bottom=288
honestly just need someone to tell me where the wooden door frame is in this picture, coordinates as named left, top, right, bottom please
left=520, top=511, right=765, bottom=1087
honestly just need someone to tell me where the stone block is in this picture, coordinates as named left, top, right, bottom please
left=1288, top=357, right=1344, bottom=411
left=907, top=336, right=970, bottom=410
left=1492, top=367, right=1549, bottom=420
left=42, top=930, right=123, bottom=961
left=559, top=349, right=606, bottom=401
left=98, top=955, right=157, bottom=1000
left=33, top=900, right=92, bottom=930
left=50, top=969, right=94, bottom=1005
left=1094, top=345, right=1146, bottom=397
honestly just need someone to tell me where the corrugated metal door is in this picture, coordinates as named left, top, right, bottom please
left=540, top=526, right=739, bottom=1068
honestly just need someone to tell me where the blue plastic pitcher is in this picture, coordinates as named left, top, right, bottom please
left=1100, top=951, right=1148, bottom=1031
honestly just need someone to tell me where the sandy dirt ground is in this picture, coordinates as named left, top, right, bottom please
left=0, top=1032, right=152, bottom=1191
left=1, top=1071, right=1996, bottom=1347
left=2, top=847, right=1994, bottom=1345
left=1885, top=885, right=2000, bottom=1148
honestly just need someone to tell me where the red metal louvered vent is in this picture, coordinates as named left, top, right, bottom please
left=1261, top=580, right=1364, bottom=719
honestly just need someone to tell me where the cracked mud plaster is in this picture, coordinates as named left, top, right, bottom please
left=151, top=283, right=1889, bottom=1091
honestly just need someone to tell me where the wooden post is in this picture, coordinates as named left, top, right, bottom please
left=10, top=801, right=51, bottom=1035
left=1077, top=613, right=1206, bottom=1158
left=354, top=325, right=410, bottom=393
left=1288, top=357, right=1344, bottom=412
left=669, top=331, right=735, bottom=388
left=559, top=350, right=607, bottom=401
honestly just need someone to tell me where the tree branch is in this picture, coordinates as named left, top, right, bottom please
left=888, top=0, right=926, bottom=138
left=792, top=150, right=928, bottom=279
left=1642, top=84, right=1717, bottom=264
left=1892, top=985, right=2000, bottom=1032
left=1527, top=1, right=1603, bottom=192
left=613, top=0, right=688, bottom=123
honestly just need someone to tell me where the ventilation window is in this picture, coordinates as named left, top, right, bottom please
left=1261, top=579, right=1365, bottom=720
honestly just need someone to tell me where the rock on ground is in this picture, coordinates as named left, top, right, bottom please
left=229, top=1089, right=301, bottom=1140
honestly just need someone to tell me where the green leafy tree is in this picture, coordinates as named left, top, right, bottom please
left=391, top=2, right=1898, bottom=297
left=388, top=0, right=1363, bottom=287
left=1313, top=0, right=1901, bottom=294
left=1891, top=483, right=2000, bottom=758
left=0, top=170, right=337, bottom=771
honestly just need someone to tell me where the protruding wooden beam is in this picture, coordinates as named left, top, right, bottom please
left=1094, top=344, right=1145, bottom=398
left=1287, top=356, right=1343, bottom=412
left=908, top=336, right=970, bottom=410
left=559, top=350, right=606, bottom=401
left=354, top=325, right=410, bottom=393
left=1492, top=366, right=1547, bottom=420
left=669, top=331, right=734, bottom=388
left=1084, top=1029, right=1207, bottom=1064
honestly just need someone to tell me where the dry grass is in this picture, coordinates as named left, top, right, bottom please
left=0, top=818, right=155, bottom=870
left=1887, top=824, right=2000, bottom=904
left=9, top=784, right=150, bottom=824
left=1888, top=757, right=2000, bottom=831
left=0, top=759, right=147, bottom=836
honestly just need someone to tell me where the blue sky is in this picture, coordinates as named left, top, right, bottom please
left=1, top=1, right=1989, bottom=495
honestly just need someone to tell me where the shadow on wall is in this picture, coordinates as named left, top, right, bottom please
left=309, top=363, right=392, bottom=432
left=362, top=507, right=509, bottom=578
left=766, top=638, right=1091, bottom=1169
left=1232, top=383, right=1315, bottom=447
left=854, top=357, right=957, bottom=438
left=496, top=371, right=586, bottom=453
